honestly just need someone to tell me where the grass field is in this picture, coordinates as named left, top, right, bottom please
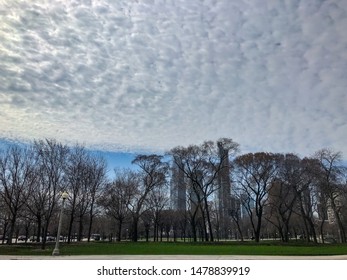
left=1, top=241, right=347, bottom=256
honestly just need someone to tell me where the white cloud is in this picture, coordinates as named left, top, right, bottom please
left=0, top=0, right=347, bottom=158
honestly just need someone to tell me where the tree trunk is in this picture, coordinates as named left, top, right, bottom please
left=7, top=216, right=17, bottom=245
left=234, top=220, right=244, bottom=241
left=204, top=197, right=214, bottom=242
left=36, top=214, right=42, bottom=243
left=87, top=201, right=95, bottom=242
left=191, top=221, right=197, bottom=242
left=131, top=216, right=139, bottom=242
left=67, top=211, right=75, bottom=243
left=332, top=207, right=346, bottom=243
left=254, top=208, right=263, bottom=243
left=145, top=228, right=150, bottom=242
left=1, top=220, right=9, bottom=244
left=200, top=208, right=209, bottom=242
left=41, top=222, right=49, bottom=249
left=78, top=215, right=84, bottom=242
left=117, top=219, right=123, bottom=242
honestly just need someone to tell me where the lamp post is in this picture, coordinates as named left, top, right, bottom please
left=52, top=191, right=68, bottom=256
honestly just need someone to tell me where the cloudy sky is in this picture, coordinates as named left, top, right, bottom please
left=1, top=0, right=347, bottom=159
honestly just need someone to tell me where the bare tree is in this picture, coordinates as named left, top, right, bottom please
left=170, top=138, right=239, bottom=241
left=0, top=194, right=10, bottom=244
left=290, top=157, right=319, bottom=243
left=314, top=149, right=347, bottom=243
left=130, top=154, right=169, bottom=242
left=99, top=169, right=137, bottom=242
left=185, top=186, right=203, bottom=242
left=266, top=154, right=310, bottom=242
left=233, top=152, right=280, bottom=242
left=25, top=139, right=69, bottom=248
left=0, top=145, right=36, bottom=244
left=63, top=145, right=107, bottom=242
left=228, top=198, right=244, bottom=241
left=85, top=155, right=107, bottom=242
left=64, top=145, right=88, bottom=242
left=147, top=178, right=169, bottom=242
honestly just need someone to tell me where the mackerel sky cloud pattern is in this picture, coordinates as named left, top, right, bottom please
left=1, top=0, right=347, bottom=156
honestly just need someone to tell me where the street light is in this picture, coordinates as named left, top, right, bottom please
left=52, top=191, right=68, bottom=256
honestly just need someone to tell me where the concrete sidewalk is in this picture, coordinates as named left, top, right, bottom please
left=1, top=254, right=347, bottom=260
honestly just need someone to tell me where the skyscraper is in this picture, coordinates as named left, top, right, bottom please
left=217, top=143, right=232, bottom=239
left=170, top=161, right=186, bottom=211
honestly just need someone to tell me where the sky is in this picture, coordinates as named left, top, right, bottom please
left=1, top=0, right=347, bottom=162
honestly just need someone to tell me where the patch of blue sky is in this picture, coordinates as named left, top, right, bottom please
left=88, top=149, right=138, bottom=178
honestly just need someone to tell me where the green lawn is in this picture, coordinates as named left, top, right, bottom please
left=1, top=241, right=347, bottom=256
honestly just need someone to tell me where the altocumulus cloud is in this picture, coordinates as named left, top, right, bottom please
left=0, top=0, right=347, bottom=157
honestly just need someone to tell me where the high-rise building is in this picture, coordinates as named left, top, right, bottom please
left=170, top=162, right=186, bottom=211
left=217, top=143, right=232, bottom=239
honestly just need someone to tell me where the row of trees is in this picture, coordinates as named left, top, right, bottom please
left=1, top=138, right=346, bottom=245
left=233, top=151, right=347, bottom=243
left=0, top=139, right=107, bottom=248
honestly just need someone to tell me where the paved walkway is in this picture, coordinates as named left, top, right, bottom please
left=1, top=254, right=347, bottom=260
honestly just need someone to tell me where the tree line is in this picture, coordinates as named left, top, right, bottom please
left=0, top=138, right=346, bottom=245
